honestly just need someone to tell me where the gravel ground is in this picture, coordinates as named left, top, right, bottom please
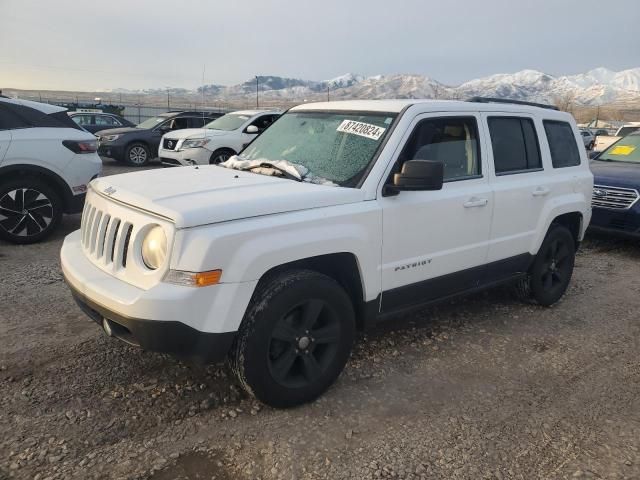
left=1, top=159, right=639, bottom=480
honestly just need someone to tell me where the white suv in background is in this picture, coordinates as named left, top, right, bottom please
left=62, top=98, right=592, bottom=408
left=0, top=97, right=102, bottom=244
left=159, top=110, right=281, bottom=166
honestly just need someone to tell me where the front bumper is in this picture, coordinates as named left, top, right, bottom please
left=590, top=206, right=640, bottom=238
left=67, top=279, right=235, bottom=363
left=98, top=143, right=125, bottom=160
left=158, top=147, right=210, bottom=166
left=60, top=230, right=256, bottom=363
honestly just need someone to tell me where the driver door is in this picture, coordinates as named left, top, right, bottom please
left=378, top=112, right=493, bottom=312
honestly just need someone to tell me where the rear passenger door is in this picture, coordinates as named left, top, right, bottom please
left=482, top=113, right=549, bottom=265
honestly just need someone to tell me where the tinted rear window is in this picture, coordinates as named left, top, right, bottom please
left=0, top=102, right=82, bottom=130
left=544, top=120, right=581, bottom=168
left=488, top=117, right=542, bottom=174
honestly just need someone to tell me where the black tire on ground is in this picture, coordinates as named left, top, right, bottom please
left=229, top=269, right=356, bottom=408
left=0, top=177, right=63, bottom=244
left=124, top=142, right=151, bottom=166
left=515, top=224, right=576, bottom=306
left=209, top=149, right=235, bottom=165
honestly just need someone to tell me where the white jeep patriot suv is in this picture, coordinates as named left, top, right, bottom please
left=61, top=98, right=592, bottom=408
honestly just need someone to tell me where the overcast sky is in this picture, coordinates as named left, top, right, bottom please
left=1, top=0, right=638, bottom=91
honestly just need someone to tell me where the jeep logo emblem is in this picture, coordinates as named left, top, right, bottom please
left=103, top=186, right=116, bottom=196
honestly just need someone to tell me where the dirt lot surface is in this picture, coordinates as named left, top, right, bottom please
left=1, top=159, right=639, bottom=480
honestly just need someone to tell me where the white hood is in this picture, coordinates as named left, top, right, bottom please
left=162, top=128, right=229, bottom=140
left=90, top=166, right=363, bottom=228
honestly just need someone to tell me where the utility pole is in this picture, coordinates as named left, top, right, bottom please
left=256, top=76, right=259, bottom=108
left=327, top=85, right=330, bottom=102
left=167, top=90, right=170, bottom=110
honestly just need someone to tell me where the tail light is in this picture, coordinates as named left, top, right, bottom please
left=63, top=139, right=98, bottom=154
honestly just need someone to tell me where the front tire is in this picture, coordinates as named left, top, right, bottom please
left=209, top=149, right=235, bottom=165
left=230, top=269, right=355, bottom=408
left=124, top=143, right=151, bottom=166
left=517, top=225, right=576, bottom=306
left=0, top=178, right=62, bottom=244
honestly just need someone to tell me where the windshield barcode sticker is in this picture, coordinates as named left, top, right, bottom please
left=337, top=120, right=386, bottom=140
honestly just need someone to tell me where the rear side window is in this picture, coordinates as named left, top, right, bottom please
left=0, top=106, right=32, bottom=130
left=544, top=121, right=581, bottom=168
left=488, top=117, right=542, bottom=174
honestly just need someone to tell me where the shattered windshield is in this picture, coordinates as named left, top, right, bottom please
left=234, top=111, right=396, bottom=187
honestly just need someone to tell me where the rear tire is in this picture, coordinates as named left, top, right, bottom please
left=229, top=269, right=355, bottom=408
left=0, top=177, right=63, bottom=244
left=124, top=142, right=151, bottom=166
left=516, top=225, right=576, bottom=306
left=209, top=149, right=235, bottom=165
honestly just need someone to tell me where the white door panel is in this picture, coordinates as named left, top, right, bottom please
left=379, top=111, right=493, bottom=298
left=0, top=131, right=10, bottom=164
left=482, top=113, right=551, bottom=262
left=381, top=178, right=493, bottom=292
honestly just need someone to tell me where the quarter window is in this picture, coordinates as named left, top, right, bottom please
left=488, top=117, right=542, bottom=174
left=544, top=120, right=581, bottom=168
left=399, top=116, right=481, bottom=181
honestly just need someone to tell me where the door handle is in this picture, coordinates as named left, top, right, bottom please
left=532, top=186, right=550, bottom=197
left=463, top=197, right=488, bottom=208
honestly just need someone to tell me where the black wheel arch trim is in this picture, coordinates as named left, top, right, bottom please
left=0, top=164, right=77, bottom=213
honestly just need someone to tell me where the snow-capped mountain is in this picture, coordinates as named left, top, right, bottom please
left=106, top=67, right=640, bottom=106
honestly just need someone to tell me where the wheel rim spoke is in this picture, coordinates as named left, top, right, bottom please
left=272, top=321, right=298, bottom=342
left=301, top=353, right=322, bottom=381
left=271, top=346, right=298, bottom=382
left=300, top=299, right=324, bottom=330
left=311, top=323, right=340, bottom=345
left=9, top=214, right=28, bottom=235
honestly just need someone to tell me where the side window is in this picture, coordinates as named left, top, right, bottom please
left=72, top=114, right=93, bottom=126
left=188, top=117, right=207, bottom=128
left=0, top=106, right=32, bottom=130
left=399, top=116, right=481, bottom=181
left=544, top=120, right=581, bottom=168
left=94, top=115, right=118, bottom=126
left=249, top=114, right=279, bottom=132
left=168, top=117, right=190, bottom=130
left=488, top=117, right=542, bottom=174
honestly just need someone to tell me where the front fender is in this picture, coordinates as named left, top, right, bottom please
left=171, top=202, right=382, bottom=302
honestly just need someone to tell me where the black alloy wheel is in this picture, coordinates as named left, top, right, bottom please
left=0, top=179, right=62, bottom=244
left=268, top=299, right=341, bottom=389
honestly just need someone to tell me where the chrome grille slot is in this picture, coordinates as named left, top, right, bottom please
left=96, top=214, right=111, bottom=259
left=78, top=188, right=173, bottom=289
left=106, top=219, right=121, bottom=264
left=89, top=211, right=102, bottom=253
left=112, top=221, right=133, bottom=270
left=592, top=185, right=639, bottom=210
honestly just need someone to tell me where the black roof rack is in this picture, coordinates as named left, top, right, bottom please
left=466, top=96, right=559, bottom=111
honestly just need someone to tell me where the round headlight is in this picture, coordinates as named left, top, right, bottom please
left=141, top=226, right=167, bottom=270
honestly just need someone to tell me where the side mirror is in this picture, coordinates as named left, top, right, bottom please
left=385, top=160, right=444, bottom=196
left=245, top=125, right=259, bottom=134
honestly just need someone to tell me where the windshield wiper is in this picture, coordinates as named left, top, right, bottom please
left=245, top=162, right=303, bottom=182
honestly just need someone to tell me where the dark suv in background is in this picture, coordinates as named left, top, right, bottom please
left=590, top=131, right=640, bottom=238
left=68, top=111, right=134, bottom=134
left=96, top=111, right=221, bottom=166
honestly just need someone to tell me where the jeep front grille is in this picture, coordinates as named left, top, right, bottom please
left=80, top=201, right=133, bottom=268
left=592, top=185, right=640, bottom=210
